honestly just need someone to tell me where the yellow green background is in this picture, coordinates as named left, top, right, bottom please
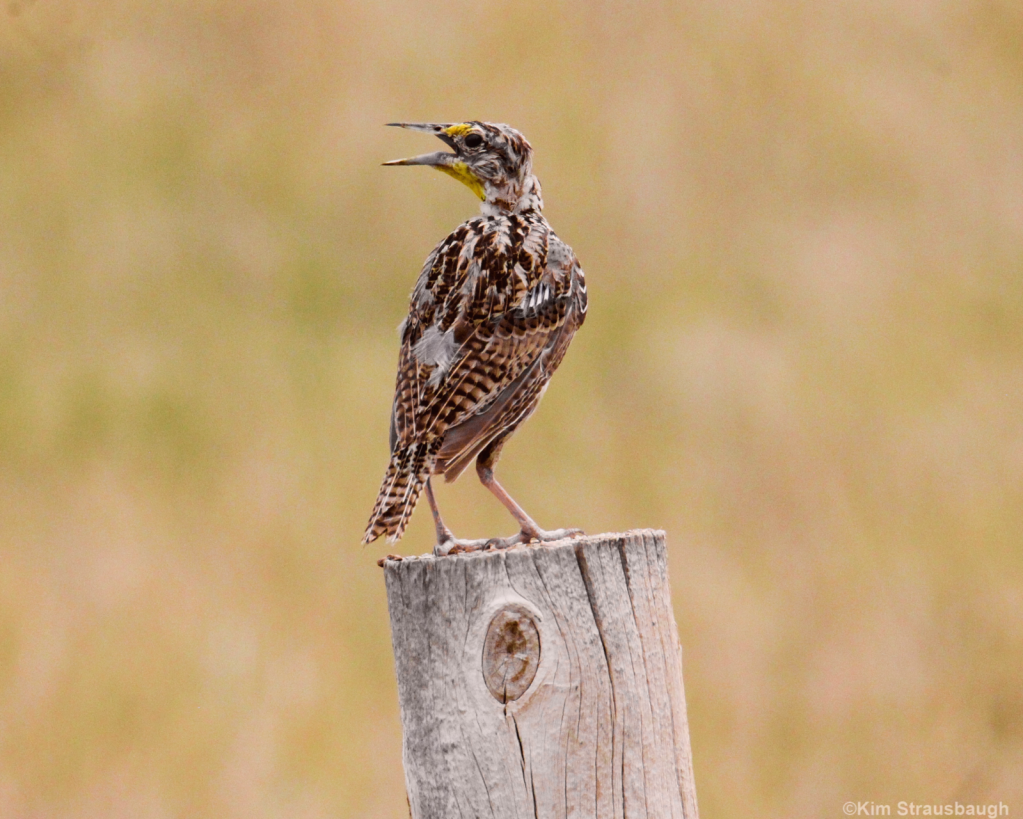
left=2, top=1, right=1021, bottom=816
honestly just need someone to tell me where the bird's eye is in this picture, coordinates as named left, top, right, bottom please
left=464, top=134, right=484, bottom=149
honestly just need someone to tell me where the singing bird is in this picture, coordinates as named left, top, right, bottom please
left=362, top=122, right=588, bottom=555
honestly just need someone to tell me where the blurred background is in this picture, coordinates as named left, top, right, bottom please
left=1, top=0, right=1022, bottom=816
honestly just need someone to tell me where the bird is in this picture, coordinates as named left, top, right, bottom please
left=362, top=121, right=588, bottom=556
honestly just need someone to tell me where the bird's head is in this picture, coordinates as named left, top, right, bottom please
left=384, top=121, right=543, bottom=215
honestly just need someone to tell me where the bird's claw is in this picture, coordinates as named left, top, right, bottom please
left=433, top=527, right=584, bottom=556
left=518, top=526, right=584, bottom=544
left=433, top=536, right=497, bottom=557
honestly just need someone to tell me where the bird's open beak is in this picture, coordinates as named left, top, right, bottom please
left=381, top=150, right=454, bottom=168
left=383, top=123, right=459, bottom=165
left=383, top=122, right=486, bottom=201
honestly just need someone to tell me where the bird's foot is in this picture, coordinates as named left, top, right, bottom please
left=433, top=536, right=505, bottom=557
left=434, top=527, right=584, bottom=556
left=518, top=526, right=585, bottom=545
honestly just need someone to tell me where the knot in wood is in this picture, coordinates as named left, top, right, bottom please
left=481, top=605, right=540, bottom=703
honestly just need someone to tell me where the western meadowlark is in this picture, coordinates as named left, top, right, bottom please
left=362, top=121, right=588, bottom=555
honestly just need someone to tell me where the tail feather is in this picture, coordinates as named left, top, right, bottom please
left=362, top=442, right=437, bottom=544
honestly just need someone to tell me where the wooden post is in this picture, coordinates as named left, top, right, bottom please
left=381, top=529, right=699, bottom=819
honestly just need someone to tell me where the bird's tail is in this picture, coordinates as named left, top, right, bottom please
left=362, top=441, right=438, bottom=544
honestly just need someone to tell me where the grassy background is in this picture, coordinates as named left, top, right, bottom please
left=2, top=1, right=1022, bottom=816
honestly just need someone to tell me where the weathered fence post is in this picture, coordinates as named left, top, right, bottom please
left=381, top=529, right=699, bottom=818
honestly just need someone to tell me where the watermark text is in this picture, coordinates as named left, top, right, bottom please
left=843, top=802, right=1008, bottom=817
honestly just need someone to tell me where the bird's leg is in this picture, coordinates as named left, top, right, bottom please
left=425, top=478, right=453, bottom=544
left=426, top=478, right=502, bottom=556
left=476, top=462, right=583, bottom=547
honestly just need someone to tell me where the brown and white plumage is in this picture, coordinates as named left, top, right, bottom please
left=362, top=122, right=587, bottom=553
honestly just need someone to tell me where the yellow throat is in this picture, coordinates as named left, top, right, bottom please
left=434, top=160, right=486, bottom=201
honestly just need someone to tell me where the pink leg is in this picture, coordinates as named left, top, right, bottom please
left=476, top=462, right=583, bottom=547
left=426, top=478, right=503, bottom=556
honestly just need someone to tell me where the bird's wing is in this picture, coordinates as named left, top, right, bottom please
left=390, top=217, right=580, bottom=453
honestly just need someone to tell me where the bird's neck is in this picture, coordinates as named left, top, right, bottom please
left=481, top=173, right=544, bottom=217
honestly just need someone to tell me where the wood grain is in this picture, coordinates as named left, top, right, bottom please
left=382, top=529, right=699, bottom=819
